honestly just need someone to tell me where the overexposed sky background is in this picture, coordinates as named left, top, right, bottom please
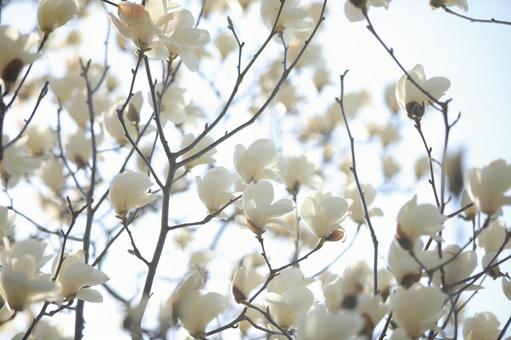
left=1, top=0, right=511, bottom=339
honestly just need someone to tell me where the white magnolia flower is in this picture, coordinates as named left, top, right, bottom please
left=356, top=293, right=390, bottom=332
left=382, top=154, right=400, bottom=180
left=52, top=250, right=109, bottom=302
left=0, top=136, right=41, bottom=186
left=196, top=167, right=236, bottom=215
left=177, top=289, right=225, bottom=336
left=344, top=0, right=391, bottom=22
left=0, top=206, right=15, bottom=240
left=104, top=92, right=143, bottom=145
left=109, top=1, right=179, bottom=50
left=0, top=239, right=56, bottom=311
left=234, top=139, right=279, bottom=184
left=502, top=277, right=511, bottom=301
left=39, top=158, right=65, bottom=193
left=162, top=10, right=210, bottom=71
left=297, top=306, right=364, bottom=340
left=239, top=181, right=294, bottom=234
left=38, top=0, right=78, bottom=33
left=396, top=195, right=445, bottom=249
left=395, top=64, right=450, bottom=119
left=433, top=244, right=476, bottom=290
left=463, top=312, right=500, bottom=340
left=24, top=125, right=55, bottom=156
left=431, top=0, right=468, bottom=11
left=477, top=219, right=511, bottom=253
left=279, top=155, right=320, bottom=192
left=231, top=266, right=264, bottom=302
left=266, top=286, right=314, bottom=328
left=0, top=26, right=38, bottom=88
left=260, top=0, right=314, bottom=42
left=388, top=239, right=437, bottom=286
left=63, top=89, right=110, bottom=128
left=156, top=84, right=188, bottom=125
left=300, top=192, right=351, bottom=239
left=344, top=182, right=383, bottom=225
left=109, top=171, right=158, bottom=216
left=390, top=284, right=446, bottom=338
left=214, top=33, right=236, bottom=59
left=414, top=156, right=430, bottom=179
left=65, top=130, right=91, bottom=167
left=465, top=159, right=511, bottom=215
left=179, top=133, right=217, bottom=169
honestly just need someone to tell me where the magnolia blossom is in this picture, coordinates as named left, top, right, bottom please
left=465, top=159, right=511, bottom=215
left=179, top=134, right=217, bottom=169
left=196, top=167, right=236, bottom=215
left=13, top=320, right=71, bottom=340
left=156, top=84, right=188, bottom=125
left=234, top=139, right=279, bottom=184
left=278, top=155, right=321, bottom=192
left=300, top=191, right=351, bottom=239
left=109, top=171, right=158, bottom=216
left=266, top=267, right=314, bottom=328
left=433, top=244, right=476, bottom=290
left=65, top=130, right=91, bottom=167
left=502, top=277, right=511, bottom=301
left=382, top=154, right=400, bottom=180
left=297, top=306, right=364, bottom=340
left=0, top=206, right=15, bottom=240
left=396, top=195, right=445, bottom=249
left=344, top=182, right=383, bottom=224
left=231, top=266, right=264, bottom=302
left=37, top=0, right=78, bottom=32
left=162, top=10, right=210, bottom=71
left=104, top=92, right=143, bottom=145
left=109, top=1, right=179, bottom=50
left=24, top=125, right=55, bottom=156
left=175, top=286, right=225, bottom=336
left=239, top=181, right=294, bottom=234
left=0, top=26, right=38, bottom=88
left=0, top=239, right=56, bottom=311
left=395, top=64, right=450, bottom=119
left=390, top=284, right=446, bottom=338
left=260, top=0, right=313, bottom=42
left=39, top=158, right=65, bottom=193
left=388, top=239, right=436, bottom=286
left=344, top=0, right=391, bottom=22
left=63, top=89, right=110, bottom=128
left=430, top=0, right=468, bottom=11
left=52, top=250, right=109, bottom=302
left=0, top=136, right=41, bottom=186
left=463, top=312, right=500, bottom=340
left=356, top=293, right=390, bottom=333
left=477, top=219, right=511, bottom=253
left=214, top=33, right=236, bottom=59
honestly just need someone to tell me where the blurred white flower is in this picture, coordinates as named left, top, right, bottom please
left=0, top=239, right=56, bottom=311
left=477, top=219, right=511, bottom=253
left=65, top=130, right=91, bottom=168
left=39, top=158, right=65, bottom=193
left=430, top=0, right=468, bottom=11
left=388, top=239, right=437, bottom=286
left=196, top=167, right=236, bottom=215
left=395, top=64, right=450, bottom=119
left=502, top=277, right=511, bottom=301
left=109, top=171, right=158, bottom=216
left=24, top=125, right=55, bottom=156
left=390, top=283, right=446, bottom=338
left=433, top=244, right=476, bottom=290
left=13, top=320, right=71, bottom=340
left=279, top=155, right=321, bottom=192
left=52, top=250, right=109, bottom=302
left=162, top=10, right=210, bottom=71
left=0, top=136, right=41, bottom=186
left=300, top=191, right=351, bottom=239
left=465, top=159, right=511, bottom=216
left=38, top=0, right=78, bottom=33
left=0, top=206, right=15, bottom=240
left=396, top=195, right=445, bottom=249
left=231, top=266, right=264, bottom=302
left=239, top=181, right=294, bottom=234
left=297, top=305, right=364, bottom=340
left=0, top=26, right=38, bottom=88
left=463, top=312, right=500, bottom=340
left=260, top=0, right=313, bottom=42
left=214, top=33, right=236, bottom=59
left=382, top=154, right=400, bottom=180
left=344, top=0, right=391, bottom=22
left=179, top=134, right=217, bottom=169
left=234, top=139, right=279, bottom=184
left=104, top=92, right=143, bottom=145
left=356, top=293, right=390, bottom=333
left=344, top=182, right=383, bottom=225
left=266, top=285, right=313, bottom=328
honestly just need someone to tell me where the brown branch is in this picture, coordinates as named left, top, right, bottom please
left=442, top=6, right=511, bottom=26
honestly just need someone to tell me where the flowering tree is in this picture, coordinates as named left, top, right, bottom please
left=0, top=0, right=510, bottom=339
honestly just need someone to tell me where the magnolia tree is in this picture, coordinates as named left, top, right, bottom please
left=0, top=0, right=510, bottom=339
